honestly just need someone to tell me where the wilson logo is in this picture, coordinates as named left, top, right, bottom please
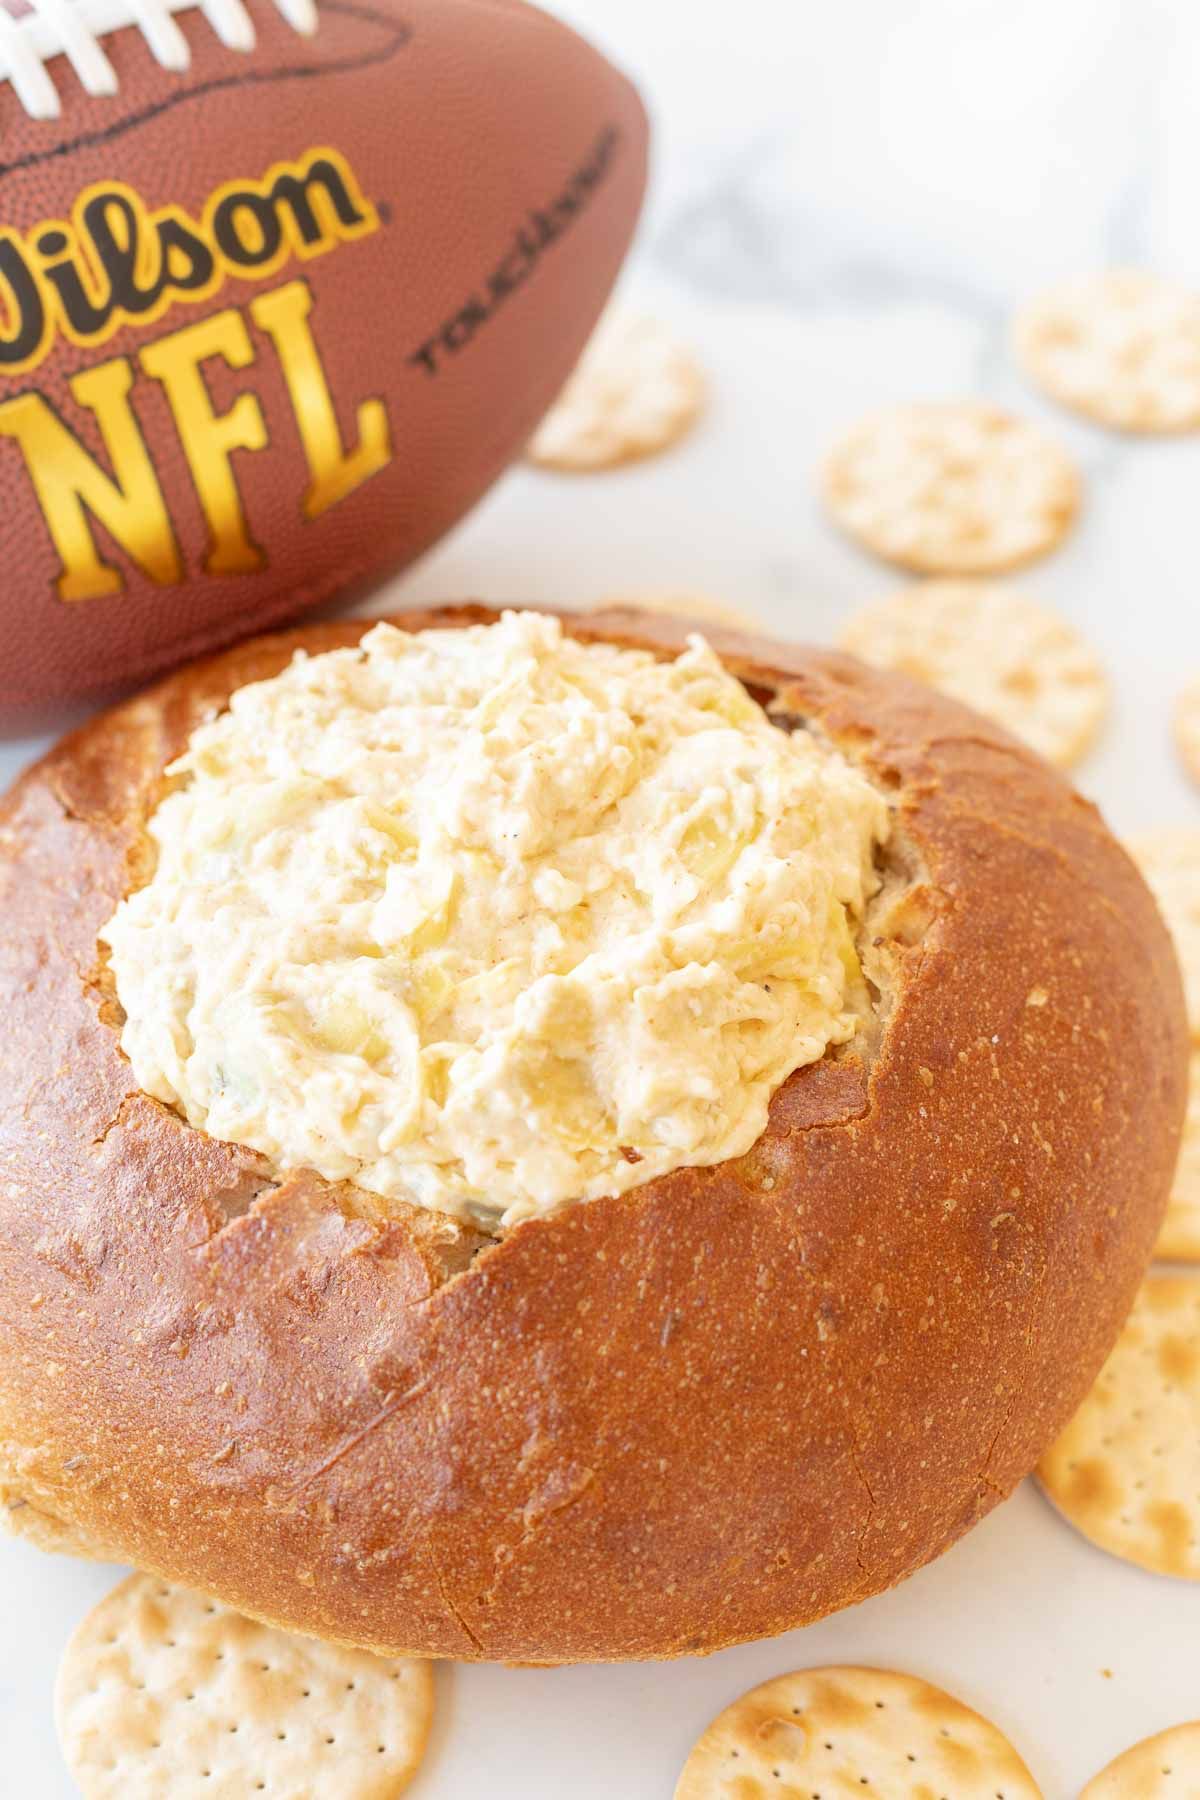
left=0, top=147, right=379, bottom=375
left=0, top=148, right=393, bottom=604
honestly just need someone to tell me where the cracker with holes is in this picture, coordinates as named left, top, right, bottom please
left=593, top=591, right=763, bottom=630
left=527, top=311, right=706, bottom=470
left=837, top=580, right=1108, bottom=768
left=1081, top=1721, right=1200, bottom=1798
left=1014, top=271, right=1200, bottom=433
left=821, top=403, right=1080, bottom=574
left=1037, top=1275, right=1200, bottom=1580
left=673, top=1666, right=1042, bottom=1799
left=1128, top=830, right=1200, bottom=1041
left=55, top=1573, right=434, bottom=1799
left=1159, top=1051, right=1200, bottom=1263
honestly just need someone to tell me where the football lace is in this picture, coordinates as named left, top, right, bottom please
left=0, top=0, right=318, bottom=120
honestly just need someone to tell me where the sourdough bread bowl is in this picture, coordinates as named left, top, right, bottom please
left=0, top=604, right=1186, bottom=1663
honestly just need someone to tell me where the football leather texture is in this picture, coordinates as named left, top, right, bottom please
left=0, top=0, right=648, bottom=719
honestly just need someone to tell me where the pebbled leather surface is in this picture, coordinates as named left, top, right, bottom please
left=0, top=0, right=648, bottom=718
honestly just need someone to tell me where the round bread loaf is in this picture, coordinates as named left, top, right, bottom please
left=0, top=606, right=1186, bottom=1662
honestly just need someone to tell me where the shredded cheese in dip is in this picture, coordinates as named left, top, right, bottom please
left=101, top=612, right=889, bottom=1227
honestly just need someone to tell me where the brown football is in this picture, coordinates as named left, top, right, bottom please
left=0, top=0, right=647, bottom=721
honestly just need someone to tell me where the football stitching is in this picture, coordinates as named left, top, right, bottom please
left=0, top=2, right=412, bottom=180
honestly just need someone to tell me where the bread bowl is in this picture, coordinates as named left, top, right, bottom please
left=0, top=603, right=1186, bottom=1663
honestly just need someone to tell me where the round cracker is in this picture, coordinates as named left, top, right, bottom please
left=673, top=1665, right=1043, bottom=1800
left=837, top=580, right=1108, bottom=768
left=527, top=311, right=706, bottom=470
left=1015, top=271, right=1200, bottom=434
left=1172, top=676, right=1200, bottom=788
left=1081, top=1721, right=1200, bottom=1798
left=1037, top=1274, right=1200, bottom=1581
left=592, top=590, right=763, bottom=631
left=1158, top=1050, right=1200, bottom=1263
left=821, top=403, right=1080, bottom=574
left=56, top=1574, right=434, bottom=1799
left=1127, top=830, right=1200, bottom=1041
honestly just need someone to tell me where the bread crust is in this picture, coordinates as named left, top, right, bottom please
left=0, top=606, right=1186, bottom=1662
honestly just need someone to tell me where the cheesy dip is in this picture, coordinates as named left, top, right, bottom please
left=101, top=612, right=889, bottom=1227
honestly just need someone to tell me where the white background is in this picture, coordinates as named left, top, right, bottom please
left=4, top=1, right=1200, bottom=1794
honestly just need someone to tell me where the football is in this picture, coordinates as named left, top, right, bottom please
left=0, top=0, right=647, bottom=720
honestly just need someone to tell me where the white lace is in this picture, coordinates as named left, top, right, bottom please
left=0, top=0, right=318, bottom=120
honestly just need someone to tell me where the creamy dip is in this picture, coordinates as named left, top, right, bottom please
left=101, top=612, right=889, bottom=1227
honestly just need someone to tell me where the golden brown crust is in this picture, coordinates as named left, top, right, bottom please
left=0, top=605, right=1187, bottom=1662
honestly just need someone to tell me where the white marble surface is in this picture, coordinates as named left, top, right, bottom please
left=5, top=2, right=1200, bottom=1795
